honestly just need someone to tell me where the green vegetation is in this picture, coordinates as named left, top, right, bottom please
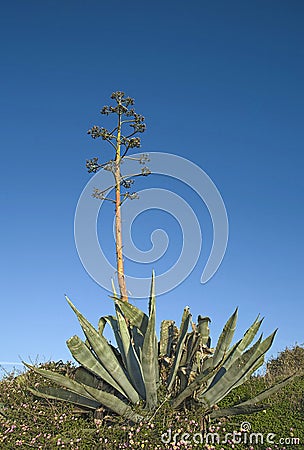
left=0, top=345, right=303, bottom=449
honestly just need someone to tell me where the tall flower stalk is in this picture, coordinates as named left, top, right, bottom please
left=86, top=91, right=150, bottom=302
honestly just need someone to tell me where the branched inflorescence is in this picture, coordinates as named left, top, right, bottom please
left=86, top=91, right=150, bottom=203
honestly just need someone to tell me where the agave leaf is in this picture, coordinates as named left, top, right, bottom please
left=114, top=298, right=148, bottom=334
left=200, top=330, right=277, bottom=407
left=197, top=316, right=211, bottom=347
left=65, top=296, right=139, bottom=404
left=167, top=307, right=191, bottom=391
left=24, top=363, right=143, bottom=422
left=181, top=332, right=198, bottom=368
left=103, top=315, right=125, bottom=364
left=198, top=336, right=263, bottom=406
left=232, top=355, right=265, bottom=389
left=237, top=372, right=301, bottom=407
left=221, top=316, right=263, bottom=372
left=114, top=303, right=146, bottom=399
left=212, top=308, right=238, bottom=368
left=72, top=366, right=114, bottom=393
left=159, top=320, right=175, bottom=357
left=66, top=335, right=127, bottom=397
left=111, top=278, right=118, bottom=298
left=83, top=385, right=144, bottom=423
left=23, top=363, right=98, bottom=401
left=98, top=317, right=106, bottom=336
left=131, top=326, right=144, bottom=361
left=141, top=271, right=158, bottom=409
left=209, top=404, right=269, bottom=419
left=28, top=386, right=100, bottom=410
left=171, top=365, right=217, bottom=408
left=238, top=316, right=264, bottom=352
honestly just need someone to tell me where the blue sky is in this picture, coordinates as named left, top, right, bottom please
left=0, top=0, right=303, bottom=374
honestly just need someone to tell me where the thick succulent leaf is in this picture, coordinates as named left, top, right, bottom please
left=159, top=320, right=175, bottom=357
left=167, top=307, right=191, bottom=391
left=103, top=315, right=125, bottom=364
left=115, top=304, right=146, bottom=399
left=210, top=404, right=269, bottom=419
left=178, top=306, right=190, bottom=337
left=28, top=386, right=101, bottom=410
left=24, top=363, right=142, bottom=422
left=131, top=326, right=144, bottom=361
left=83, top=385, right=144, bottom=423
left=66, top=335, right=126, bottom=397
left=141, top=271, right=158, bottom=409
left=181, top=332, right=198, bottom=368
left=172, top=365, right=217, bottom=408
left=65, top=296, right=139, bottom=404
left=198, top=335, right=263, bottom=406
left=197, top=316, right=211, bottom=347
left=72, top=366, right=114, bottom=393
left=237, top=372, right=301, bottom=407
left=238, top=316, right=263, bottom=352
left=212, top=308, right=238, bottom=368
left=200, top=330, right=277, bottom=407
left=114, top=298, right=148, bottom=334
left=232, top=355, right=265, bottom=389
left=23, top=363, right=98, bottom=401
left=221, top=316, right=263, bottom=372
left=98, top=317, right=106, bottom=336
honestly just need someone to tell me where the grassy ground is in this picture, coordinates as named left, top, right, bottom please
left=0, top=345, right=303, bottom=449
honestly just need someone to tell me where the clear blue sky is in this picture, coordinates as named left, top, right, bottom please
left=1, top=1, right=303, bottom=373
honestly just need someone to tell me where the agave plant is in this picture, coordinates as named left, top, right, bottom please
left=25, top=273, right=297, bottom=423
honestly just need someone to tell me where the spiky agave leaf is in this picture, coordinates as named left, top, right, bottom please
left=211, top=308, right=238, bottom=368
left=113, top=298, right=148, bottom=334
left=142, top=271, right=158, bottom=409
left=159, top=320, right=175, bottom=357
left=28, top=386, right=101, bottom=410
left=210, top=372, right=302, bottom=419
left=114, top=303, right=146, bottom=399
left=220, top=315, right=263, bottom=373
left=236, top=372, right=301, bottom=407
left=210, top=404, right=269, bottom=419
left=199, top=330, right=277, bottom=407
left=203, top=315, right=264, bottom=392
left=65, top=296, right=139, bottom=404
left=24, top=363, right=143, bottom=422
left=197, top=316, right=211, bottom=347
left=66, top=335, right=126, bottom=397
left=167, top=307, right=191, bottom=391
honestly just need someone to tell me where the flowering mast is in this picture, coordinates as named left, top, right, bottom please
left=86, top=91, right=150, bottom=302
